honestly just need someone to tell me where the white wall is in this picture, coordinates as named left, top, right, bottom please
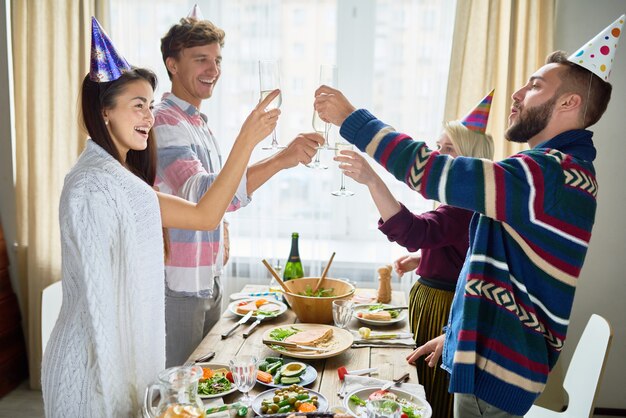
left=555, top=0, right=626, bottom=410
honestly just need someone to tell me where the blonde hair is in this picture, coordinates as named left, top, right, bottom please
left=443, top=120, right=494, bottom=160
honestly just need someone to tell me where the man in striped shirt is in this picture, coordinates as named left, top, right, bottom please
left=155, top=17, right=323, bottom=367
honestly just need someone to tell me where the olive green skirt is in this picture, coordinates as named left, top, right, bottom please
left=408, top=279, right=455, bottom=418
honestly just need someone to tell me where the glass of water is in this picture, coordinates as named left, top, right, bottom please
left=366, top=399, right=401, bottom=418
left=229, top=355, right=258, bottom=405
left=332, top=299, right=354, bottom=329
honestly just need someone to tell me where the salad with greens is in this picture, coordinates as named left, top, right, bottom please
left=298, top=285, right=335, bottom=297
left=348, top=390, right=426, bottom=418
left=197, top=367, right=233, bottom=396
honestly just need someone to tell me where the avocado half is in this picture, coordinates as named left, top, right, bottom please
left=280, top=362, right=307, bottom=377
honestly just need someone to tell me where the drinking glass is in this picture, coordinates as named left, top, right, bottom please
left=259, top=60, right=284, bottom=150
left=366, top=399, right=401, bottom=418
left=332, top=300, right=354, bottom=329
left=229, top=355, right=258, bottom=405
left=307, top=64, right=338, bottom=169
left=331, top=142, right=355, bottom=196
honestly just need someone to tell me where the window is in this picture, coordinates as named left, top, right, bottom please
left=108, top=0, right=456, bottom=283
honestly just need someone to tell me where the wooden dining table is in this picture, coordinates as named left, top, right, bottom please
left=187, top=284, right=420, bottom=414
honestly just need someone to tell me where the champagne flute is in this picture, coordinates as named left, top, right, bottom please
left=307, top=64, right=338, bottom=169
left=229, top=355, right=258, bottom=406
left=332, top=142, right=355, bottom=196
left=259, top=60, right=284, bottom=150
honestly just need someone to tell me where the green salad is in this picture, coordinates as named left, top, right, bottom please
left=197, top=374, right=232, bottom=396
left=298, top=285, right=334, bottom=297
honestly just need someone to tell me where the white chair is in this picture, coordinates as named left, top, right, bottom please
left=41, top=280, right=63, bottom=357
left=525, top=314, right=613, bottom=418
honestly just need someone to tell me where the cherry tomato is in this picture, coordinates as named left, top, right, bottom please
left=401, top=414, right=408, bottom=418
left=226, top=371, right=234, bottom=383
left=368, top=389, right=389, bottom=400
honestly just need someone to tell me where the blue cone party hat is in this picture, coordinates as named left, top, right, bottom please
left=89, top=16, right=131, bottom=82
left=187, top=4, right=205, bottom=20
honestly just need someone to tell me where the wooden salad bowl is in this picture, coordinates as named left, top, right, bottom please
left=283, top=277, right=355, bottom=324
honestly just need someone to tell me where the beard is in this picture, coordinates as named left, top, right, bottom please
left=505, top=95, right=558, bottom=143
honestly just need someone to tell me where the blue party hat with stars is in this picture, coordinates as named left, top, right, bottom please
left=89, top=16, right=131, bottom=82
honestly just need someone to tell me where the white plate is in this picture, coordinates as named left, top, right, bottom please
left=196, top=362, right=238, bottom=399
left=256, top=360, right=318, bottom=388
left=263, top=324, right=354, bottom=359
left=353, top=304, right=407, bottom=326
left=228, top=298, right=288, bottom=320
left=343, top=386, right=432, bottom=418
left=252, top=387, right=328, bottom=415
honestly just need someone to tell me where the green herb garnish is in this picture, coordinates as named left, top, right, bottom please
left=269, top=326, right=300, bottom=341
left=349, top=394, right=367, bottom=406
left=368, top=304, right=399, bottom=318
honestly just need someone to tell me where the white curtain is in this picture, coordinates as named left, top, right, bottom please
left=108, top=0, right=457, bottom=299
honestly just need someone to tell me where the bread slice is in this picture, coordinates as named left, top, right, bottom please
left=285, top=327, right=333, bottom=346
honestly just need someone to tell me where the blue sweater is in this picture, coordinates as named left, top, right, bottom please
left=341, top=109, right=597, bottom=415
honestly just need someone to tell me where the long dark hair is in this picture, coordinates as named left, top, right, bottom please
left=81, top=67, right=158, bottom=183
left=81, top=67, right=169, bottom=258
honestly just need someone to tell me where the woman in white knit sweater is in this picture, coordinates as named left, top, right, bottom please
left=41, top=31, right=281, bottom=417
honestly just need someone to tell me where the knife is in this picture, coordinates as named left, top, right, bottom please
left=221, top=311, right=253, bottom=339
left=368, top=306, right=409, bottom=313
left=262, top=339, right=329, bottom=352
left=381, top=372, right=410, bottom=391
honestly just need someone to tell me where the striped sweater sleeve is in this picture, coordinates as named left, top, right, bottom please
left=341, top=109, right=567, bottom=232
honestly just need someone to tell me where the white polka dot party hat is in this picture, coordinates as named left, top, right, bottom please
left=568, top=14, right=624, bottom=81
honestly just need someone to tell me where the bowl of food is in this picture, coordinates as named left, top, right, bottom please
left=283, top=277, right=355, bottom=324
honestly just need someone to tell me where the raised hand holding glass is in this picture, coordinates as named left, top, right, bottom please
left=259, top=60, right=284, bottom=150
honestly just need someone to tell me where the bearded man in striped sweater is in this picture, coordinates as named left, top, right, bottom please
left=314, top=15, right=623, bottom=417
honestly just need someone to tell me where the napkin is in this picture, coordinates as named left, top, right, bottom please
left=351, top=331, right=416, bottom=348
left=343, top=374, right=426, bottom=399
left=203, top=397, right=230, bottom=418
left=351, top=289, right=378, bottom=304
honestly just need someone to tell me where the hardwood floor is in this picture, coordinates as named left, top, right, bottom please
left=0, top=380, right=44, bottom=418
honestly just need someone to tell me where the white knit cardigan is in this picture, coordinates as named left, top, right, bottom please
left=42, top=140, right=166, bottom=417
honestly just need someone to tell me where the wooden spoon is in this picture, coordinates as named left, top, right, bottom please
left=261, top=259, right=292, bottom=294
left=312, top=252, right=336, bottom=293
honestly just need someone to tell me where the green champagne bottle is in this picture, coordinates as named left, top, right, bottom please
left=283, top=232, right=304, bottom=281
